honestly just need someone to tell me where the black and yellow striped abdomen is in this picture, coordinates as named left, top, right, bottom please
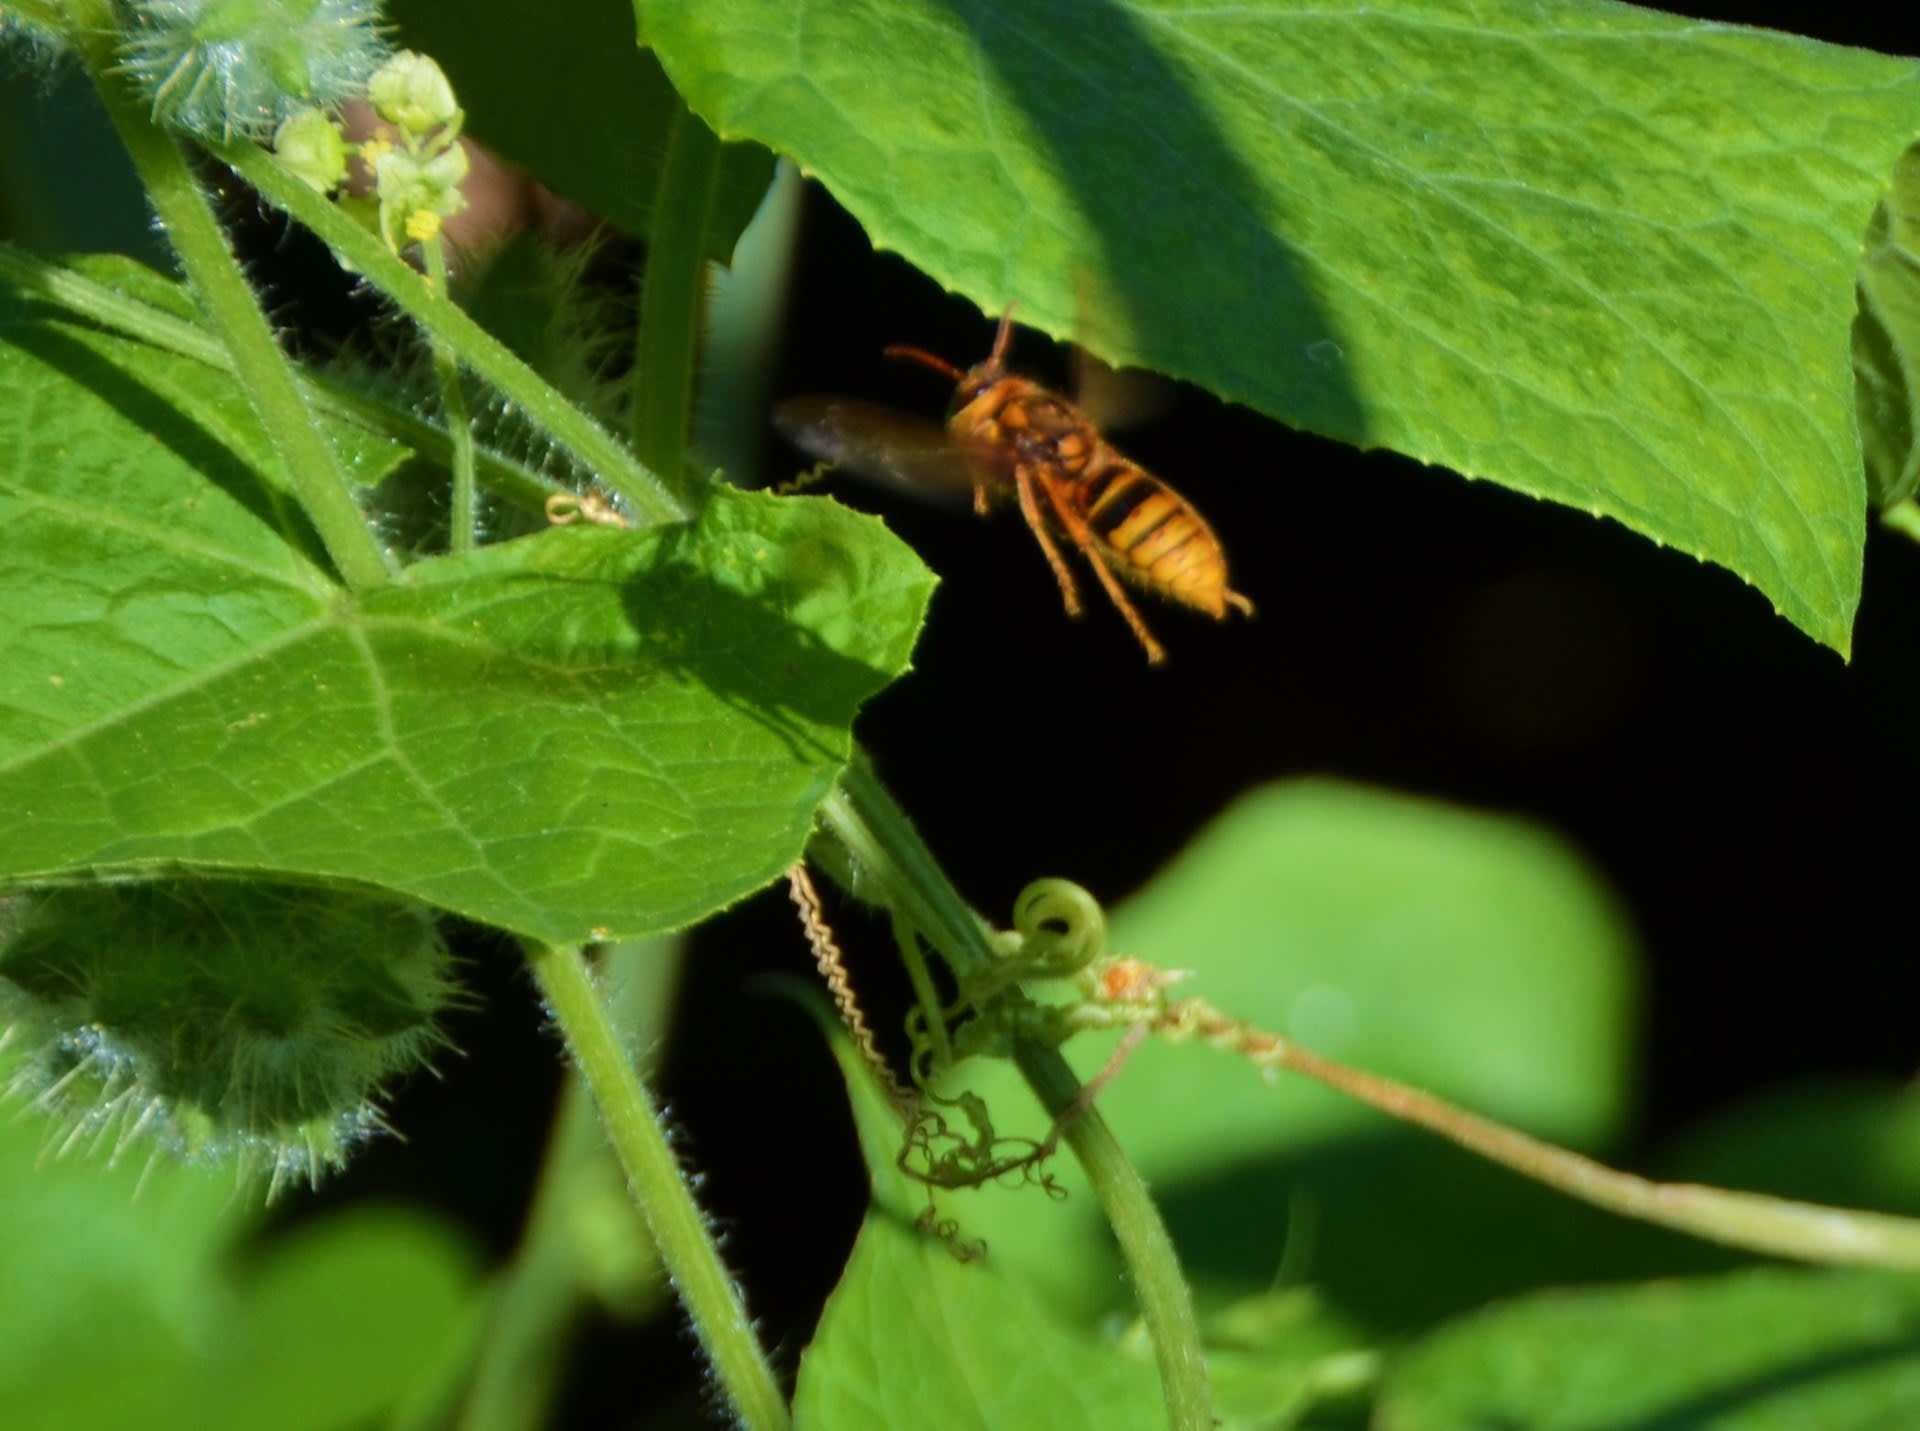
left=1075, top=452, right=1236, bottom=618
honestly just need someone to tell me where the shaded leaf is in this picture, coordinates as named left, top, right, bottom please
left=640, top=0, right=1920, bottom=653
left=1856, top=141, right=1920, bottom=509
left=0, top=1069, right=482, bottom=1431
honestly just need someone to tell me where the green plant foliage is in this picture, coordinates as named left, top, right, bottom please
left=0, top=881, right=456, bottom=1184
left=0, top=265, right=935, bottom=941
left=0, top=1089, right=480, bottom=1430
left=794, top=987, right=1376, bottom=1427
left=637, top=0, right=1920, bottom=654
left=1856, top=140, right=1920, bottom=509
left=1658, top=1079, right=1920, bottom=1221
left=389, top=0, right=771, bottom=261
left=791, top=1003, right=1167, bottom=1430
left=912, top=780, right=1646, bottom=1329
left=1375, top=1267, right=1920, bottom=1428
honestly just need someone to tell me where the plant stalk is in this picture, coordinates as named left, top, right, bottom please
left=817, top=762, right=1214, bottom=1431
left=421, top=238, right=479, bottom=552
left=0, top=243, right=566, bottom=514
left=1226, top=1027, right=1920, bottom=1269
left=632, top=99, right=722, bottom=482
left=525, top=940, right=789, bottom=1431
left=68, top=4, right=392, bottom=591
left=215, top=140, right=697, bottom=525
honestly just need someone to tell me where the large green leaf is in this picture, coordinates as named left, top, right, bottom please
left=0, top=269, right=934, bottom=942
left=1376, top=1268, right=1920, bottom=1429
left=389, top=0, right=772, bottom=261
left=907, top=781, right=1644, bottom=1330
left=638, top=0, right=1920, bottom=654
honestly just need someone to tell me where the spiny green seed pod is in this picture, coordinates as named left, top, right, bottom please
left=119, top=0, right=390, bottom=141
left=0, top=880, right=462, bottom=1195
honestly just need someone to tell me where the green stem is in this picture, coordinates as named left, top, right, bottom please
left=68, top=7, right=392, bottom=591
left=214, top=140, right=698, bottom=525
left=421, top=238, right=478, bottom=552
left=817, top=762, right=1214, bottom=1431
left=632, top=100, right=721, bottom=481
left=0, top=242, right=564, bottom=515
left=461, top=939, right=680, bottom=1431
left=525, top=940, right=789, bottom=1431
left=1258, top=1034, right=1920, bottom=1268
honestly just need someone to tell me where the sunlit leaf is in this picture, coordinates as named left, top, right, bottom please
left=639, top=0, right=1920, bottom=653
left=0, top=265, right=934, bottom=942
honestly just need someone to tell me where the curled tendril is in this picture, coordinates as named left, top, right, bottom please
left=914, top=1208, right=988, bottom=1262
left=1006, top=878, right=1106, bottom=975
left=897, top=1093, right=1066, bottom=1199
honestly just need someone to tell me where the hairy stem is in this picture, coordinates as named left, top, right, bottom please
left=0, top=243, right=565, bottom=513
left=421, top=238, right=479, bottom=552
left=461, top=939, right=680, bottom=1431
left=526, top=940, right=789, bottom=1431
left=215, top=140, right=697, bottom=525
left=68, top=5, right=392, bottom=591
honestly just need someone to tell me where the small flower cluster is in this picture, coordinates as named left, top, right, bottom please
left=276, top=49, right=469, bottom=253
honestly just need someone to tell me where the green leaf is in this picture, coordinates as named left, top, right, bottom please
left=0, top=283, right=934, bottom=941
left=794, top=978, right=1377, bottom=1429
left=915, top=780, right=1643, bottom=1328
left=189, top=1210, right=484, bottom=1431
left=390, top=0, right=772, bottom=261
left=0, top=1071, right=483, bottom=1431
left=1856, top=141, right=1920, bottom=509
left=1660, top=1079, right=1920, bottom=1222
left=639, top=0, right=1920, bottom=654
left=0, top=1089, right=235, bottom=1430
left=1376, top=1268, right=1920, bottom=1429
left=792, top=993, right=1166, bottom=1431
left=794, top=1205, right=1167, bottom=1431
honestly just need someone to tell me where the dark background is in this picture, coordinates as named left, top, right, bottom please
left=7, top=1, right=1916, bottom=1423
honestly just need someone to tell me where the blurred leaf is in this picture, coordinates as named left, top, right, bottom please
left=191, top=1210, right=483, bottom=1431
left=638, top=0, right=1920, bottom=654
left=922, top=780, right=1644, bottom=1327
left=0, top=1069, right=482, bottom=1431
left=0, top=275, right=934, bottom=941
left=1659, top=1079, right=1920, bottom=1220
left=0, top=1088, right=236, bottom=1429
left=390, top=0, right=772, bottom=260
left=1376, top=1268, right=1920, bottom=1429
left=1856, top=141, right=1920, bottom=509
